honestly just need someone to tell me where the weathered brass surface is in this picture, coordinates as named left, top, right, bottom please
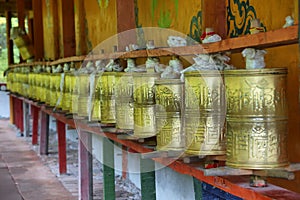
left=184, top=71, right=226, bottom=156
left=156, top=112, right=184, bottom=151
left=224, top=68, right=289, bottom=169
left=77, top=96, right=89, bottom=117
left=184, top=71, right=226, bottom=113
left=226, top=117, right=288, bottom=169
left=90, top=74, right=101, bottom=121
left=134, top=104, right=156, bottom=138
left=115, top=72, right=134, bottom=129
left=155, top=79, right=184, bottom=151
left=133, top=72, right=160, bottom=105
left=100, top=72, right=116, bottom=123
left=185, top=112, right=226, bottom=155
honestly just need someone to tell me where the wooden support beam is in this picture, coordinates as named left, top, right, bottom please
left=18, top=98, right=24, bottom=133
left=31, top=105, right=39, bottom=145
left=0, top=1, right=32, bottom=13
left=57, top=120, right=67, bottom=174
left=61, top=0, right=76, bottom=57
left=23, top=102, right=30, bottom=137
left=16, top=0, right=25, bottom=31
left=140, top=158, right=156, bottom=200
left=116, top=0, right=137, bottom=51
left=39, top=111, right=49, bottom=155
left=78, top=129, right=93, bottom=200
left=103, top=138, right=115, bottom=200
left=76, top=0, right=88, bottom=55
left=193, top=177, right=203, bottom=200
left=9, top=96, right=14, bottom=124
left=32, top=0, right=44, bottom=60
left=5, top=11, right=14, bottom=65
left=202, top=0, right=227, bottom=39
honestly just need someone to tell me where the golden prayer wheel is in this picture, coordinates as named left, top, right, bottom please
left=100, top=72, right=116, bottom=124
left=28, top=73, right=35, bottom=99
left=224, top=68, right=289, bottom=169
left=62, top=73, right=71, bottom=112
left=90, top=74, right=101, bottom=121
left=134, top=104, right=156, bottom=138
left=70, top=74, right=78, bottom=114
left=155, top=79, right=184, bottom=151
left=6, top=72, right=13, bottom=91
left=133, top=72, right=160, bottom=105
left=76, top=74, right=90, bottom=117
left=184, top=71, right=226, bottom=156
left=133, top=72, right=160, bottom=138
left=115, top=72, right=134, bottom=130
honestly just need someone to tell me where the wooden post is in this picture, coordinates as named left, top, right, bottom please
left=103, top=138, right=115, bottom=200
left=140, top=158, right=156, bottom=200
left=116, top=0, right=137, bottom=51
left=61, top=0, right=76, bottom=57
left=193, top=177, right=203, bottom=200
left=9, top=96, right=14, bottom=124
left=39, top=111, right=49, bottom=155
left=202, top=0, right=227, bottom=39
left=16, top=0, right=25, bottom=63
left=32, top=0, right=44, bottom=60
left=23, top=102, right=30, bottom=137
left=5, top=11, right=14, bottom=65
left=57, top=120, right=67, bottom=174
left=31, top=105, right=39, bottom=145
left=78, top=129, right=93, bottom=200
left=77, top=0, right=88, bottom=55
left=122, top=145, right=128, bottom=179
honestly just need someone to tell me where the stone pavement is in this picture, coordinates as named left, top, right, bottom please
left=0, top=119, right=76, bottom=200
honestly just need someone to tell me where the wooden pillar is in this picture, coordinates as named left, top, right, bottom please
left=193, top=177, right=203, bottom=200
left=39, top=111, right=49, bottom=155
left=61, top=0, right=76, bottom=57
left=9, top=96, right=14, bottom=124
left=116, top=0, right=137, bottom=51
left=77, top=0, right=88, bottom=55
left=202, top=0, right=227, bottom=39
left=5, top=11, right=14, bottom=65
left=140, top=158, right=156, bottom=200
left=23, top=102, right=30, bottom=137
left=103, top=138, right=115, bottom=200
left=57, top=120, right=67, bottom=174
left=16, top=0, right=25, bottom=63
left=32, top=0, right=44, bottom=60
left=31, top=105, right=39, bottom=145
left=78, top=130, right=93, bottom=200
left=122, top=145, right=128, bottom=179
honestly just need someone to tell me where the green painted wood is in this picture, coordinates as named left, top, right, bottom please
left=103, top=138, right=115, bottom=200
left=193, top=177, right=203, bottom=200
left=140, top=158, right=156, bottom=200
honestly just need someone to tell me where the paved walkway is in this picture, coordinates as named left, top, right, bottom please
left=0, top=119, right=76, bottom=200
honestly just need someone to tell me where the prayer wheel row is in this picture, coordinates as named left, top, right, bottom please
left=6, top=67, right=289, bottom=169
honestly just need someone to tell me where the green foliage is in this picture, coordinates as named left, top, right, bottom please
left=158, top=10, right=172, bottom=28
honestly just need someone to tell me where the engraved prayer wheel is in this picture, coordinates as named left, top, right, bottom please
left=184, top=71, right=226, bottom=156
left=100, top=72, right=116, bottom=123
left=155, top=79, right=184, bottom=151
left=133, top=72, right=160, bottom=138
left=90, top=74, right=101, bottom=121
left=224, top=68, right=288, bottom=169
left=115, top=72, right=134, bottom=130
left=77, top=74, right=90, bottom=117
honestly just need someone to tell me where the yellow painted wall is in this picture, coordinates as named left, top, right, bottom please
left=227, top=0, right=300, bottom=193
left=74, top=0, right=118, bottom=55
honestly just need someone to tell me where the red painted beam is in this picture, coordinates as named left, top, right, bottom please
left=31, top=105, right=39, bottom=145
left=122, top=145, right=128, bottom=179
left=56, top=120, right=67, bottom=174
left=19, top=98, right=24, bottom=133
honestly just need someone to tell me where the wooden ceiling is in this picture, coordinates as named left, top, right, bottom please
left=0, top=0, right=32, bottom=17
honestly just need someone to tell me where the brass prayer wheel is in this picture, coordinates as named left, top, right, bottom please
left=133, top=72, right=160, bottom=138
left=115, top=72, right=134, bottom=130
left=133, top=72, right=160, bottom=105
left=100, top=72, right=116, bottom=124
left=90, top=74, right=101, bottom=121
left=224, top=68, right=289, bottom=169
left=134, top=104, right=156, bottom=138
left=184, top=70, right=226, bottom=156
left=76, top=74, right=90, bottom=117
left=155, top=79, right=184, bottom=151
